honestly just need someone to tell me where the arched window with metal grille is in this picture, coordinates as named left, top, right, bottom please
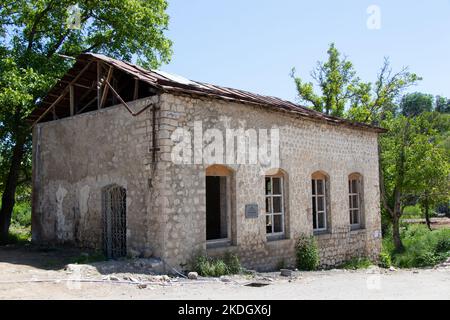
left=102, top=184, right=127, bottom=259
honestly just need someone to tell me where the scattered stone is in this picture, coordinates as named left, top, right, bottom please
left=412, top=270, right=419, bottom=274
left=188, top=272, right=198, bottom=280
left=389, top=266, right=397, bottom=272
left=137, top=284, right=147, bottom=289
left=64, top=263, right=96, bottom=274
left=151, top=275, right=170, bottom=282
left=280, top=269, right=292, bottom=277
left=131, top=258, right=164, bottom=273
left=128, top=276, right=139, bottom=283
left=245, top=269, right=257, bottom=275
left=366, top=265, right=381, bottom=274
left=102, top=275, right=121, bottom=281
left=143, top=249, right=153, bottom=258
left=260, top=276, right=274, bottom=282
left=220, top=276, right=231, bottom=282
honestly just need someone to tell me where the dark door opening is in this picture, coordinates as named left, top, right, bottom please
left=102, top=185, right=127, bottom=259
left=206, top=176, right=221, bottom=240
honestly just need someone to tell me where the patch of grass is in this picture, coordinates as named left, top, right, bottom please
left=383, top=224, right=450, bottom=268
left=1, top=200, right=32, bottom=245
left=193, top=252, right=242, bottom=277
left=295, top=234, right=319, bottom=271
left=7, top=224, right=31, bottom=244
left=339, top=257, right=373, bottom=270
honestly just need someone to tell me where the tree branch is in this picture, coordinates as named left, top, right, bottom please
left=26, top=1, right=56, bottom=52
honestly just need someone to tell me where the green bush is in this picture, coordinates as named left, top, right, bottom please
left=383, top=224, right=450, bottom=268
left=378, top=251, right=392, bottom=268
left=415, top=251, right=441, bottom=267
left=223, top=251, right=242, bottom=274
left=295, top=234, right=319, bottom=271
left=434, top=237, right=450, bottom=253
left=1, top=200, right=32, bottom=228
left=193, top=252, right=242, bottom=277
left=340, top=257, right=372, bottom=269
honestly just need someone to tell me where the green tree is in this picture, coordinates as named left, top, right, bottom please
left=436, top=95, right=450, bottom=113
left=291, top=43, right=358, bottom=116
left=292, top=44, right=422, bottom=251
left=291, top=44, right=419, bottom=122
left=0, top=0, right=172, bottom=243
left=380, top=112, right=449, bottom=249
left=346, top=59, right=420, bottom=124
left=410, top=113, right=450, bottom=230
left=400, top=92, right=434, bottom=117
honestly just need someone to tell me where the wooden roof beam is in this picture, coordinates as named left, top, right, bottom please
left=31, top=60, right=93, bottom=127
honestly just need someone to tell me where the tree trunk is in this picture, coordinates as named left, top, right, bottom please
left=392, top=213, right=403, bottom=252
left=0, top=137, right=25, bottom=244
left=424, top=195, right=432, bottom=231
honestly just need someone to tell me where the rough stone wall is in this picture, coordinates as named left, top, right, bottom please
left=157, top=93, right=382, bottom=271
left=32, top=97, right=161, bottom=257
left=32, top=91, right=382, bottom=271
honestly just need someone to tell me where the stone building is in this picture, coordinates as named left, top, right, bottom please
left=30, top=53, right=384, bottom=271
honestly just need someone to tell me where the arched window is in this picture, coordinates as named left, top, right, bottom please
left=311, top=171, right=329, bottom=232
left=349, top=173, right=364, bottom=229
left=265, top=168, right=287, bottom=239
left=205, top=165, right=234, bottom=245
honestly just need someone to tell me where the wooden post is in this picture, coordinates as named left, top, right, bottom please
left=133, top=78, right=139, bottom=100
left=100, top=66, right=113, bottom=109
left=112, top=78, right=118, bottom=105
left=97, top=61, right=102, bottom=110
left=69, top=84, right=75, bottom=116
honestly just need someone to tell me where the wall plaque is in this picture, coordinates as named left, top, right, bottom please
left=245, top=204, right=258, bottom=218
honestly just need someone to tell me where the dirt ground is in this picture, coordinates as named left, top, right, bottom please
left=0, top=245, right=449, bottom=300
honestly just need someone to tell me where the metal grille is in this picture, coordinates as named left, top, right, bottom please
left=102, top=185, right=127, bottom=259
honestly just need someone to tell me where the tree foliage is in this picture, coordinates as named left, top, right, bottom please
left=0, top=0, right=173, bottom=243
left=380, top=113, right=449, bottom=222
left=436, top=95, right=450, bottom=114
left=291, top=43, right=358, bottom=116
left=400, top=92, right=434, bottom=117
left=292, top=43, right=450, bottom=251
left=291, top=43, right=420, bottom=122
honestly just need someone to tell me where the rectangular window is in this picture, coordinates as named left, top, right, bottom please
left=265, top=176, right=284, bottom=237
left=312, top=178, right=327, bottom=231
left=349, top=178, right=360, bottom=227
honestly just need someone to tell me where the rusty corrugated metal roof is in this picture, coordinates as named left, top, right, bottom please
left=30, top=53, right=386, bottom=133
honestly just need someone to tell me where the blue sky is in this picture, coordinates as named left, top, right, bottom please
left=161, top=0, right=450, bottom=104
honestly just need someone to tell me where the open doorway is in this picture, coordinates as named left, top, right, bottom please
left=205, top=165, right=233, bottom=244
left=206, top=176, right=223, bottom=240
